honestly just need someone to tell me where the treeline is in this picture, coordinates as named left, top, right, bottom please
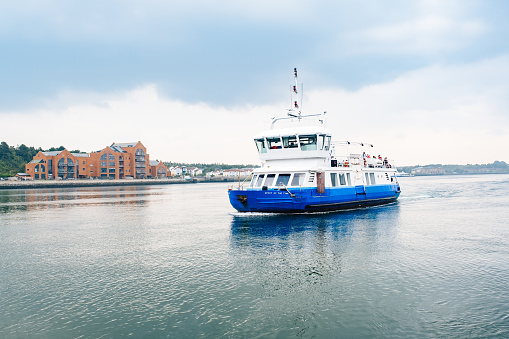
left=164, top=162, right=258, bottom=174
left=0, top=142, right=82, bottom=177
left=400, top=161, right=509, bottom=175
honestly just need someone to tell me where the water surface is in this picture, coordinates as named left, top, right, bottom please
left=1, top=175, right=508, bottom=338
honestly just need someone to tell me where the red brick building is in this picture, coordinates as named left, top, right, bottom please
left=25, top=141, right=165, bottom=180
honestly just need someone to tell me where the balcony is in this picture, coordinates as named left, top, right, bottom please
left=136, top=163, right=145, bottom=168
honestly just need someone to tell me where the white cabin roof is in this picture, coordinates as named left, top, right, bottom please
left=254, top=126, right=332, bottom=139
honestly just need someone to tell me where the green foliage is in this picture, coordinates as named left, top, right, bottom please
left=163, top=162, right=258, bottom=174
left=0, top=141, right=42, bottom=177
left=400, top=161, right=509, bottom=175
left=0, top=141, right=72, bottom=177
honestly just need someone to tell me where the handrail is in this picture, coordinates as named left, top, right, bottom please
left=270, top=113, right=327, bottom=129
left=278, top=183, right=295, bottom=197
left=237, top=172, right=253, bottom=190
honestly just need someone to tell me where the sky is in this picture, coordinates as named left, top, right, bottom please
left=1, top=0, right=508, bottom=166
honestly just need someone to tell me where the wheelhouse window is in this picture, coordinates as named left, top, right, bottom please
left=282, top=136, right=298, bottom=148
left=250, top=175, right=258, bottom=187
left=318, top=135, right=325, bottom=150
left=365, top=173, right=370, bottom=185
left=370, top=173, right=376, bottom=185
left=267, top=137, right=282, bottom=149
left=276, top=174, right=291, bottom=186
left=325, top=136, right=331, bottom=151
left=346, top=173, right=351, bottom=186
left=290, top=173, right=306, bottom=186
left=255, top=139, right=267, bottom=154
left=330, top=173, right=337, bottom=187
left=255, top=174, right=265, bottom=187
left=339, top=173, right=346, bottom=185
left=264, top=174, right=276, bottom=186
left=299, top=135, right=317, bottom=151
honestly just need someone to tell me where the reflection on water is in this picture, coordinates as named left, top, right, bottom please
left=228, top=206, right=402, bottom=337
left=0, top=186, right=156, bottom=213
left=0, top=177, right=508, bottom=338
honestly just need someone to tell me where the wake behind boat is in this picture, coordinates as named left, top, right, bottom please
left=228, top=69, right=401, bottom=213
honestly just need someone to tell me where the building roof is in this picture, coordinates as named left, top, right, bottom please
left=42, top=151, right=62, bottom=156
left=29, top=159, right=44, bottom=164
left=149, top=160, right=160, bottom=166
left=110, top=145, right=127, bottom=153
left=111, top=142, right=138, bottom=148
left=71, top=153, right=90, bottom=157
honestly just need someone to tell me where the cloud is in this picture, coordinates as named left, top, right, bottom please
left=305, top=55, right=509, bottom=165
left=2, top=55, right=508, bottom=166
left=0, top=84, right=274, bottom=164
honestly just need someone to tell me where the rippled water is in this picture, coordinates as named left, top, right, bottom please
left=1, top=175, right=508, bottom=338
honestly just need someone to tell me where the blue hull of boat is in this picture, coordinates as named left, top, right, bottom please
left=228, top=184, right=401, bottom=213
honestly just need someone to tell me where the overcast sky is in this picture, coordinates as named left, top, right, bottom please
left=1, top=0, right=508, bottom=166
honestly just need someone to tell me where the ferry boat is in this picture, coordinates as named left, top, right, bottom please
left=228, top=69, right=401, bottom=213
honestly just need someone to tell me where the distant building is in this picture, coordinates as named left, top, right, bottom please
left=168, top=166, right=183, bottom=177
left=149, top=160, right=167, bottom=178
left=25, top=141, right=156, bottom=180
left=411, top=167, right=446, bottom=175
left=12, top=173, right=33, bottom=181
left=216, top=168, right=253, bottom=178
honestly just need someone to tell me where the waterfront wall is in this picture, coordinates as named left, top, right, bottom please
left=0, top=177, right=238, bottom=190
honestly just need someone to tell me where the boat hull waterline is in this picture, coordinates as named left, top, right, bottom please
left=229, top=184, right=400, bottom=213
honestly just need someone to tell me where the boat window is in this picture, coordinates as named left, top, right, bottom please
left=346, top=173, right=351, bottom=186
left=330, top=173, right=337, bottom=187
left=339, top=173, right=346, bottom=185
left=255, top=139, right=267, bottom=154
left=282, top=136, right=298, bottom=148
left=250, top=175, right=258, bottom=187
left=276, top=174, right=291, bottom=186
left=370, top=173, right=376, bottom=185
left=290, top=173, right=306, bottom=186
left=267, top=137, right=282, bottom=149
left=325, top=136, right=331, bottom=151
left=299, top=135, right=317, bottom=151
left=264, top=174, right=276, bottom=186
left=255, top=174, right=265, bottom=187
left=318, top=135, right=325, bottom=150
left=365, top=173, right=370, bottom=185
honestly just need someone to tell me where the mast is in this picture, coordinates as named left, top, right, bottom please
left=288, top=67, right=302, bottom=119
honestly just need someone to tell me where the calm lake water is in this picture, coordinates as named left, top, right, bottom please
left=1, top=175, right=508, bottom=338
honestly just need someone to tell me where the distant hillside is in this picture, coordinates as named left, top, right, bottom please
left=399, top=161, right=509, bottom=175
left=163, top=162, right=258, bottom=174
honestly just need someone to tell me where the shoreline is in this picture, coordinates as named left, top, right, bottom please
left=0, top=177, right=241, bottom=190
